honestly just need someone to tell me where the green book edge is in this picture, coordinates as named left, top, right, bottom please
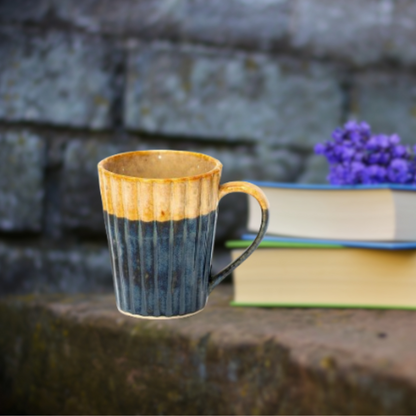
left=230, top=301, right=416, bottom=310
left=225, top=240, right=343, bottom=249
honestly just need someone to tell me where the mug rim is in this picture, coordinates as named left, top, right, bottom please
left=98, top=149, right=223, bottom=182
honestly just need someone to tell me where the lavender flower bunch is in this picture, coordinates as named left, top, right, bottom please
left=315, top=121, right=416, bottom=185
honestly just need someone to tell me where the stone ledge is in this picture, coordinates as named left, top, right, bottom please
left=1, top=286, right=416, bottom=414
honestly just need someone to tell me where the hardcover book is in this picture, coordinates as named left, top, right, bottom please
left=247, top=182, right=416, bottom=241
left=227, top=239, right=416, bottom=309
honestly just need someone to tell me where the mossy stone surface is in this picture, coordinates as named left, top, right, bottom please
left=1, top=286, right=416, bottom=414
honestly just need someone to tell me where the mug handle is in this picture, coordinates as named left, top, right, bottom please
left=208, top=181, right=270, bottom=293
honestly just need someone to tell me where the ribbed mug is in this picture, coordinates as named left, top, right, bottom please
left=98, top=150, right=269, bottom=319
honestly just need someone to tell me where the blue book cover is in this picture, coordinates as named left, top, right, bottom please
left=242, top=234, right=416, bottom=250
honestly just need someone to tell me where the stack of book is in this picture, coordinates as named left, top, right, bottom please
left=227, top=182, right=416, bottom=309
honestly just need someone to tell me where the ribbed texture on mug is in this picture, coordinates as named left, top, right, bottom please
left=101, top=174, right=218, bottom=317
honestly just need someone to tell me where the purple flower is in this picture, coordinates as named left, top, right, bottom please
left=368, top=152, right=381, bottom=164
left=362, top=165, right=387, bottom=184
left=388, top=159, right=410, bottom=183
left=375, top=134, right=389, bottom=149
left=349, top=131, right=361, bottom=145
left=331, top=128, right=344, bottom=143
left=353, top=151, right=365, bottom=162
left=315, top=121, right=416, bottom=185
left=314, top=143, right=326, bottom=155
left=365, top=136, right=379, bottom=151
left=341, top=147, right=355, bottom=162
left=350, top=162, right=366, bottom=183
left=344, top=120, right=359, bottom=131
left=392, top=145, right=406, bottom=158
left=379, top=152, right=391, bottom=165
left=359, top=121, right=371, bottom=136
left=389, top=134, right=400, bottom=145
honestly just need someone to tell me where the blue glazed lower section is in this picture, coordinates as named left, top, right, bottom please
left=104, top=210, right=218, bottom=318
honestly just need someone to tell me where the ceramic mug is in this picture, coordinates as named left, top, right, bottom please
left=98, top=150, right=269, bottom=319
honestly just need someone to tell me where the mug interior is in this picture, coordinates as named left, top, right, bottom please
left=101, top=150, right=220, bottom=179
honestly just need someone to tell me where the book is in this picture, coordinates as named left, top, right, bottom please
left=228, top=239, right=416, bottom=309
left=240, top=234, right=416, bottom=250
left=227, top=239, right=343, bottom=249
left=246, top=182, right=416, bottom=241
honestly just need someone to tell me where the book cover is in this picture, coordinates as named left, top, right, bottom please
left=247, top=181, right=416, bottom=191
left=239, top=234, right=416, bottom=250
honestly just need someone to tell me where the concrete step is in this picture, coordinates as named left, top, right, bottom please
left=1, top=285, right=416, bottom=414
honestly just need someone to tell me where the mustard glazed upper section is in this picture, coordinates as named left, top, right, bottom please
left=98, top=150, right=222, bottom=222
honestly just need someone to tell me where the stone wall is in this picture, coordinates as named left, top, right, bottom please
left=1, top=0, right=416, bottom=293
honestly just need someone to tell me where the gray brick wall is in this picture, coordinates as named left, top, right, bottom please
left=0, top=0, right=415, bottom=293
left=351, top=71, right=416, bottom=144
left=0, top=27, right=119, bottom=129
left=0, top=130, right=45, bottom=231
left=125, top=43, right=342, bottom=147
